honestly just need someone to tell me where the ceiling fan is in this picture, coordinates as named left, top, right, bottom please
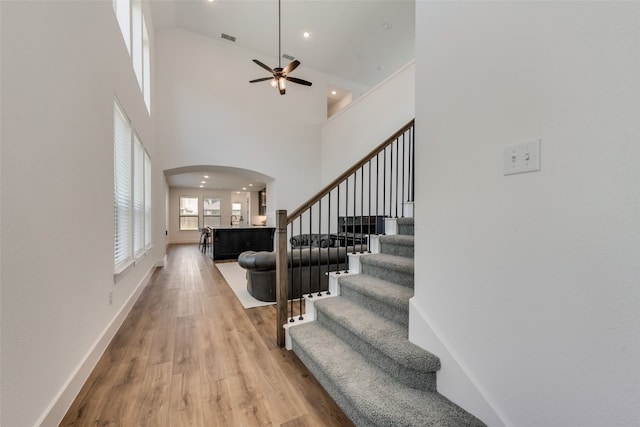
left=249, top=0, right=312, bottom=95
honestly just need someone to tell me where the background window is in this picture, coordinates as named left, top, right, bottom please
left=133, top=135, right=145, bottom=256
left=114, top=102, right=132, bottom=270
left=203, top=198, right=221, bottom=227
left=113, top=101, right=152, bottom=273
left=179, top=196, right=199, bottom=231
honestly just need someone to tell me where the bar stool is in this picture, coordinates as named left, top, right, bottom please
left=199, top=227, right=211, bottom=252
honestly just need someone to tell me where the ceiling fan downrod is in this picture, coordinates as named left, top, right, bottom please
left=248, top=0, right=313, bottom=95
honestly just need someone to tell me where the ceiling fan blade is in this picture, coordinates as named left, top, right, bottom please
left=285, top=76, right=312, bottom=86
left=249, top=77, right=273, bottom=83
left=252, top=59, right=275, bottom=75
left=282, top=60, right=300, bottom=75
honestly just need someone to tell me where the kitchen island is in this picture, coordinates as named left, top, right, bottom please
left=209, top=226, right=275, bottom=261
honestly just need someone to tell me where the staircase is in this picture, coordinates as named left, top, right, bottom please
left=288, top=218, right=486, bottom=427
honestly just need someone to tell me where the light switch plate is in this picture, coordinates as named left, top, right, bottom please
left=503, top=139, right=541, bottom=175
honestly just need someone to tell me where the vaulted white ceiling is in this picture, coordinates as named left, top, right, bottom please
left=151, top=0, right=415, bottom=190
left=150, top=0, right=415, bottom=89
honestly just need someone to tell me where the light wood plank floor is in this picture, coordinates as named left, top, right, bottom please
left=61, top=244, right=354, bottom=427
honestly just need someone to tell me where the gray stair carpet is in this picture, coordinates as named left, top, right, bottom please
left=289, top=217, right=486, bottom=427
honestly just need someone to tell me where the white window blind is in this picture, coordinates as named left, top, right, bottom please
left=144, top=150, right=152, bottom=249
left=114, top=102, right=132, bottom=269
left=133, top=135, right=145, bottom=256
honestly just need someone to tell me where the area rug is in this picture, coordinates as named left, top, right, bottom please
left=215, top=261, right=275, bottom=309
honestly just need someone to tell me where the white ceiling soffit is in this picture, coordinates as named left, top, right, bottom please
left=164, top=165, right=271, bottom=191
left=149, top=0, right=415, bottom=88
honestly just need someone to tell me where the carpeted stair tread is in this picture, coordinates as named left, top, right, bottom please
left=290, top=322, right=486, bottom=427
left=314, top=296, right=441, bottom=381
left=360, top=253, right=414, bottom=288
left=338, top=273, right=413, bottom=313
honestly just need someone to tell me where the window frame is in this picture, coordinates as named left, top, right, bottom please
left=203, top=197, right=222, bottom=228
left=179, top=196, right=199, bottom=231
left=113, top=99, right=152, bottom=277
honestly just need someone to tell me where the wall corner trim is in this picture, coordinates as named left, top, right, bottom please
left=409, top=298, right=511, bottom=427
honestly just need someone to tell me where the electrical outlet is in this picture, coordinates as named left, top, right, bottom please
left=504, top=139, right=541, bottom=175
left=109, top=290, right=113, bottom=306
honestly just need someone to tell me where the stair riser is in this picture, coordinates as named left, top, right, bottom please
left=360, top=262, right=413, bottom=288
left=316, top=309, right=437, bottom=391
left=340, top=284, right=409, bottom=327
left=398, top=224, right=414, bottom=236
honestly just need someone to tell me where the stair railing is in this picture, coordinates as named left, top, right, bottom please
left=275, top=120, right=415, bottom=347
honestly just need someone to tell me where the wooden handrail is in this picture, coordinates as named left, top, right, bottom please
left=287, top=119, right=415, bottom=222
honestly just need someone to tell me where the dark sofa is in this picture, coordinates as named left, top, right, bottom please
left=238, top=244, right=366, bottom=302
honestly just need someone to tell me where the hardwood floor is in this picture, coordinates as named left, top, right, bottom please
left=61, top=244, right=354, bottom=427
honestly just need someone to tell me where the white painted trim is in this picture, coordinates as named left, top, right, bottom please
left=35, top=266, right=156, bottom=427
left=408, top=298, right=510, bottom=427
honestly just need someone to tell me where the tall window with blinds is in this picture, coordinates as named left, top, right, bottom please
left=144, top=151, right=152, bottom=249
left=113, top=0, right=151, bottom=113
left=114, top=102, right=132, bottom=272
left=114, top=100, right=152, bottom=275
left=133, top=135, right=145, bottom=257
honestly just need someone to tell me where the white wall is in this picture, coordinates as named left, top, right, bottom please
left=0, top=1, right=165, bottom=426
left=320, top=61, right=415, bottom=185
left=155, top=29, right=369, bottom=216
left=412, top=2, right=640, bottom=426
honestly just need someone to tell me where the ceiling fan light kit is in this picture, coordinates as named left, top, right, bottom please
left=249, top=0, right=312, bottom=95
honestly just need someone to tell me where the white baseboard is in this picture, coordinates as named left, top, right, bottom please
left=409, top=299, right=509, bottom=427
left=155, top=255, right=167, bottom=268
left=36, top=266, right=156, bottom=427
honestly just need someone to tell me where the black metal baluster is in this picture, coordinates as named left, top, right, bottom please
left=382, top=147, right=392, bottom=218
left=401, top=131, right=406, bottom=218
left=368, top=159, right=372, bottom=251
left=344, top=177, right=349, bottom=272
left=375, top=153, right=380, bottom=234
left=352, top=170, right=357, bottom=255
left=335, top=184, right=341, bottom=275
left=308, top=207, right=313, bottom=299
left=317, top=198, right=322, bottom=296
left=359, top=166, right=364, bottom=254
left=289, top=221, right=294, bottom=323
left=298, top=217, right=303, bottom=320
left=326, top=190, right=332, bottom=294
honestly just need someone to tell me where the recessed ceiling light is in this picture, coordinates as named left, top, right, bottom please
left=201, top=181, right=206, bottom=184
left=249, top=184, right=253, bottom=187
left=204, top=175, right=209, bottom=178
left=200, top=185, right=204, bottom=188
left=331, top=90, right=337, bottom=95
left=208, top=0, right=214, bottom=3
left=303, top=32, right=310, bottom=38
left=242, top=187, right=247, bottom=190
